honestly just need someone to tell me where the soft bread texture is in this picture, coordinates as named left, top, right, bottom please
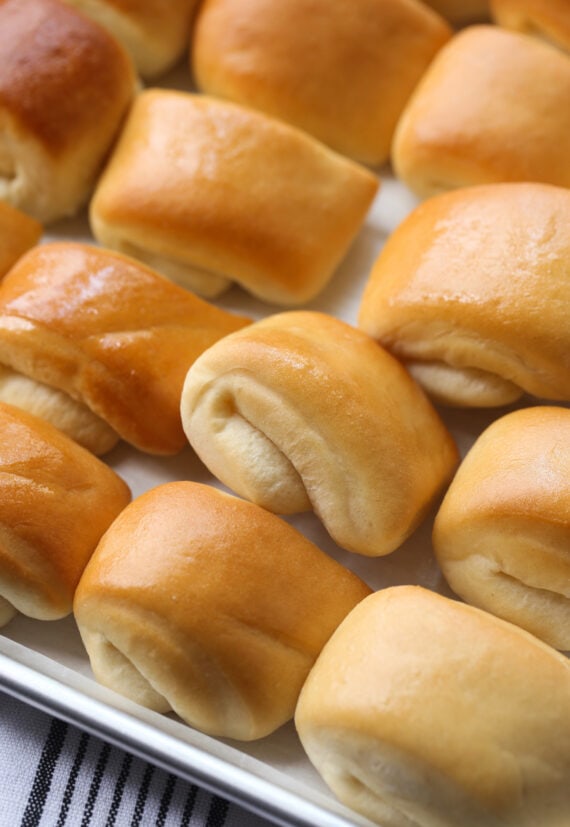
left=0, top=401, right=130, bottom=626
left=0, top=365, right=119, bottom=455
left=491, top=0, right=570, bottom=53
left=422, top=0, right=489, bottom=23
left=295, top=585, right=570, bottom=827
left=0, top=242, right=251, bottom=455
left=89, top=89, right=379, bottom=304
left=73, top=481, right=372, bottom=741
left=392, top=25, right=570, bottom=198
left=62, top=0, right=201, bottom=78
left=0, top=0, right=137, bottom=224
left=358, top=182, right=570, bottom=408
left=180, top=311, right=458, bottom=557
left=432, top=407, right=570, bottom=650
left=191, top=0, right=451, bottom=166
left=0, top=202, right=42, bottom=279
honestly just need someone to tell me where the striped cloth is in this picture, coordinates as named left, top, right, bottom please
left=0, top=691, right=272, bottom=827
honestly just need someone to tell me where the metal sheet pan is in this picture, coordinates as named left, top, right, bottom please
left=0, top=66, right=561, bottom=827
left=0, top=636, right=369, bottom=827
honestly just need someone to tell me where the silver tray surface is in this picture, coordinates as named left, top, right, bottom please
left=0, top=66, right=560, bottom=827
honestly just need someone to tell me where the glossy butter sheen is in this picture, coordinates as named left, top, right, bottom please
left=358, top=182, right=570, bottom=403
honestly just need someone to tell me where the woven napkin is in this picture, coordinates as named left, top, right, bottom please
left=0, top=691, right=271, bottom=827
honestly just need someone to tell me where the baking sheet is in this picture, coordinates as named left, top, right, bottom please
left=0, top=66, right=563, bottom=827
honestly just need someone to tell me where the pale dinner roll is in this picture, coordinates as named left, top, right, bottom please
left=62, top=0, right=201, bottom=78
left=0, top=365, right=119, bottom=456
left=422, top=0, right=489, bottom=23
left=0, top=201, right=42, bottom=279
left=89, top=89, right=379, bottom=304
left=0, top=242, right=250, bottom=455
left=0, top=401, right=130, bottom=626
left=74, top=481, right=372, bottom=741
left=0, top=0, right=137, bottom=224
left=392, top=25, right=570, bottom=198
left=180, top=311, right=458, bottom=557
left=358, top=182, right=570, bottom=408
left=295, top=585, right=570, bottom=827
left=191, top=0, right=451, bottom=166
left=491, top=0, right=570, bottom=53
left=432, top=407, right=570, bottom=650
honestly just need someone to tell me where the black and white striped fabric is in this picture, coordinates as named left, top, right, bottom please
left=0, top=691, right=272, bottom=827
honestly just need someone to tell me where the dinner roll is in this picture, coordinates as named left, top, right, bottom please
left=180, top=311, right=458, bottom=557
left=392, top=25, right=570, bottom=198
left=0, top=365, right=119, bottom=456
left=89, top=89, right=379, bottom=304
left=74, top=481, right=372, bottom=741
left=0, top=202, right=42, bottom=279
left=0, top=242, right=250, bottom=455
left=0, top=402, right=130, bottom=626
left=62, top=0, right=201, bottom=78
left=191, top=0, right=451, bottom=166
left=491, top=0, right=570, bottom=53
left=432, top=406, right=570, bottom=650
left=0, top=0, right=137, bottom=224
left=295, top=585, right=570, bottom=827
left=422, top=0, right=489, bottom=23
left=358, top=182, right=570, bottom=408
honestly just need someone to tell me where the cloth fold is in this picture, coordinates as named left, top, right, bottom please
left=0, top=691, right=271, bottom=827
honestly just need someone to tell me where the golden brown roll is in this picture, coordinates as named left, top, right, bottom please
left=191, top=0, right=451, bottom=166
left=422, top=0, right=489, bottom=23
left=0, top=242, right=251, bottom=455
left=62, top=0, right=201, bottom=78
left=89, top=89, right=379, bottom=304
left=295, top=585, right=570, bottom=827
left=74, top=481, right=372, bottom=741
left=180, top=311, right=458, bottom=557
left=0, top=0, right=137, bottom=224
left=392, top=25, right=570, bottom=198
left=432, top=407, right=570, bottom=650
left=0, top=201, right=42, bottom=279
left=358, top=182, right=570, bottom=408
left=491, top=0, right=570, bottom=53
left=0, top=401, right=130, bottom=627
